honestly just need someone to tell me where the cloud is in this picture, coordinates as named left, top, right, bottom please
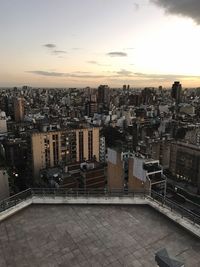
left=43, top=43, right=56, bottom=48
left=87, top=61, right=98, bottom=65
left=134, top=3, right=139, bottom=11
left=26, top=70, right=108, bottom=79
left=116, top=69, right=133, bottom=76
left=133, top=72, right=200, bottom=81
left=87, top=61, right=110, bottom=67
left=43, top=44, right=67, bottom=56
left=71, top=47, right=82, bottom=50
left=107, top=52, right=127, bottom=57
left=27, top=71, right=64, bottom=77
left=124, top=48, right=134, bottom=50
left=150, top=0, right=200, bottom=24
left=52, top=50, right=67, bottom=55
left=26, top=70, right=200, bottom=82
left=115, top=70, right=200, bottom=80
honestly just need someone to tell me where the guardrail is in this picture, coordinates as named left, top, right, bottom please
left=31, top=188, right=147, bottom=198
left=1, top=188, right=200, bottom=226
left=0, top=189, right=32, bottom=213
left=151, top=190, right=200, bottom=225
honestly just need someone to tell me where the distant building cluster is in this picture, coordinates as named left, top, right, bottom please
left=0, top=82, right=200, bottom=197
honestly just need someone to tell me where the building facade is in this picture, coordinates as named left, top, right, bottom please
left=32, top=127, right=100, bottom=178
left=0, top=111, right=7, bottom=135
left=171, top=81, right=182, bottom=104
left=107, top=148, right=124, bottom=190
left=14, top=97, right=24, bottom=122
left=170, top=141, right=200, bottom=191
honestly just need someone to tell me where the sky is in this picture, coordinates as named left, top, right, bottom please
left=0, top=0, right=200, bottom=88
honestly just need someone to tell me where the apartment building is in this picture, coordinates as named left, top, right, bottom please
left=32, top=127, right=100, bottom=178
left=170, top=141, right=200, bottom=191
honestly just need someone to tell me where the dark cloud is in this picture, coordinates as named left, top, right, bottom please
left=26, top=70, right=200, bottom=81
left=116, top=69, right=133, bottom=76
left=115, top=70, right=200, bottom=80
left=134, top=3, right=139, bottom=11
left=52, top=50, right=67, bottom=54
left=43, top=43, right=56, bottom=48
left=107, top=52, right=127, bottom=57
left=133, top=72, right=200, bottom=80
left=26, top=70, right=107, bottom=79
left=151, top=0, right=200, bottom=24
left=27, top=71, right=64, bottom=77
left=43, top=44, right=67, bottom=56
left=87, top=61, right=111, bottom=67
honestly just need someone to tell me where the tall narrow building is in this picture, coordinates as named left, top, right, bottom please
left=171, top=81, right=182, bottom=104
left=0, top=111, right=7, bottom=135
left=97, top=85, right=110, bottom=105
left=14, top=97, right=24, bottom=122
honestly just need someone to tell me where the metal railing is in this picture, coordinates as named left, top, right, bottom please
left=0, top=188, right=32, bottom=213
left=31, top=188, right=147, bottom=198
left=1, top=188, right=200, bottom=226
left=150, top=190, right=200, bottom=225
left=0, top=188, right=147, bottom=214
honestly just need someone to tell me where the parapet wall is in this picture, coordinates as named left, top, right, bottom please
left=0, top=194, right=200, bottom=239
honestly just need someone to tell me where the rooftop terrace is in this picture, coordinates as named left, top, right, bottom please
left=0, top=189, right=200, bottom=267
left=1, top=205, right=200, bottom=267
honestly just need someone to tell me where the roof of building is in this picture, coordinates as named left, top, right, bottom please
left=0, top=205, right=199, bottom=266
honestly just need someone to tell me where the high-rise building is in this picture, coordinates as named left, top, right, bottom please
left=107, top=148, right=124, bottom=190
left=85, top=101, right=98, bottom=117
left=97, top=85, right=110, bottom=105
left=14, top=97, right=24, bottom=122
left=171, top=81, right=182, bottom=104
left=4, top=138, right=28, bottom=168
left=31, top=127, right=100, bottom=178
left=0, top=111, right=7, bottom=135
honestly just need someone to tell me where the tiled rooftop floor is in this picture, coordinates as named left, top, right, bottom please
left=0, top=205, right=199, bottom=267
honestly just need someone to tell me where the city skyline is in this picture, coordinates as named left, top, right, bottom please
left=1, top=0, right=200, bottom=87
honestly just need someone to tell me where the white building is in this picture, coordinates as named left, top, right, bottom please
left=0, top=111, right=7, bottom=135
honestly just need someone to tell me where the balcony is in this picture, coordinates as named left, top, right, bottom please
left=143, top=163, right=162, bottom=174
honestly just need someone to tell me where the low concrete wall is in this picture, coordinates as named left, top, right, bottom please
left=0, top=199, right=32, bottom=222
left=32, top=196, right=147, bottom=205
left=147, top=198, right=200, bottom=239
left=0, top=195, right=199, bottom=239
